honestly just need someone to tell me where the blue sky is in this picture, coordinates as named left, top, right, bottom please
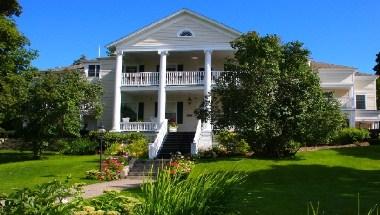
left=17, top=0, right=380, bottom=73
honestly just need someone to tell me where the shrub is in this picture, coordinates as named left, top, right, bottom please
left=135, top=170, right=246, bottom=215
left=216, top=131, right=251, bottom=155
left=0, top=178, right=83, bottom=215
left=105, top=143, right=127, bottom=156
left=332, top=128, right=370, bottom=145
left=125, top=138, right=148, bottom=158
left=60, top=138, right=98, bottom=155
left=89, top=131, right=147, bottom=146
left=74, top=190, right=140, bottom=215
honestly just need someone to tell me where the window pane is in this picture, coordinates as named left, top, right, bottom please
left=88, top=65, right=95, bottom=77
left=95, top=65, right=100, bottom=77
left=356, top=95, right=366, bottom=109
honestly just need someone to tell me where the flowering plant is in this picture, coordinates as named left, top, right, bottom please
left=86, top=157, right=125, bottom=181
left=166, top=152, right=194, bottom=179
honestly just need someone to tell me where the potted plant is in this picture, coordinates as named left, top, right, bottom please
left=168, top=121, right=178, bottom=132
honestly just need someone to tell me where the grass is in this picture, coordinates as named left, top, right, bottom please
left=190, top=146, right=380, bottom=215
left=0, top=150, right=99, bottom=194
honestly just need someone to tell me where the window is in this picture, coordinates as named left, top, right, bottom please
left=356, top=95, right=366, bottom=109
left=124, top=66, right=137, bottom=73
left=88, top=65, right=100, bottom=77
left=177, top=29, right=194, bottom=37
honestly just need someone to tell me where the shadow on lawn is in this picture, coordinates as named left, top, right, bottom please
left=0, top=151, right=58, bottom=164
left=331, top=145, right=380, bottom=160
left=228, top=164, right=380, bottom=215
left=0, top=151, right=35, bottom=164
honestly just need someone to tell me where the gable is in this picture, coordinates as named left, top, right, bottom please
left=111, top=10, right=240, bottom=51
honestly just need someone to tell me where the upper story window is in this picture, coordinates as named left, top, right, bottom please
left=88, top=65, right=100, bottom=77
left=177, top=29, right=194, bottom=37
left=356, top=95, right=366, bottom=109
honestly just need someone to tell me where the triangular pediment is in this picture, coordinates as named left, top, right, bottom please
left=108, top=9, right=241, bottom=51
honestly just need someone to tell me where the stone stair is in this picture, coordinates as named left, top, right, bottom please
left=156, top=132, right=194, bottom=159
left=127, top=159, right=170, bottom=179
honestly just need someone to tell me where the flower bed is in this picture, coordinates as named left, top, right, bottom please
left=85, top=157, right=126, bottom=181
left=166, top=153, right=194, bottom=179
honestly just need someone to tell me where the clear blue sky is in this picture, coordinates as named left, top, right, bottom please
left=17, top=0, right=380, bottom=73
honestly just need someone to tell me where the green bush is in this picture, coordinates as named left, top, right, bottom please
left=60, top=138, right=98, bottom=155
left=0, top=179, right=83, bottom=215
left=89, top=131, right=147, bottom=146
left=332, top=128, right=370, bottom=145
left=105, top=143, right=127, bottom=156
left=215, top=131, right=251, bottom=155
left=74, top=190, right=140, bottom=215
left=135, top=170, right=246, bottom=215
left=125, top=138, right=148, bottom=158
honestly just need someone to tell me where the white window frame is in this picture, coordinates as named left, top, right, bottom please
left=87, top=64, right=100, bottom=77
left=356, top=94, right=366, bottom=110
left=177, top=28, right=194, bottom=37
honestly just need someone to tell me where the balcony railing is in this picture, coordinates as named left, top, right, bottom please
left=337, top=96, right=353, bottom=109
left=120, top=122, right=158, bottom=131
left=121, top=71, right=226, bottom=87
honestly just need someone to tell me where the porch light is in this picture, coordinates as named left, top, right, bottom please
left=191, top=56, right=198, bottom=60
left=97, top=125, right=107, bottom=172
left=188, top=97, right=192, bottom=105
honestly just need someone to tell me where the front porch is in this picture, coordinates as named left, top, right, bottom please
left=119, top=90, right=203, bottom=132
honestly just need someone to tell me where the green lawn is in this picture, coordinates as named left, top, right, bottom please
left=0, top=150, right=99, bottom=194
left=191, top=146, right=380, bottom=215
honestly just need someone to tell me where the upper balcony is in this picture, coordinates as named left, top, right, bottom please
left=121, top=71, right=225, bottom=87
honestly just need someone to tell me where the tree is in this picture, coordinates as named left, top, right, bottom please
left=106, top=46, right=116, bottom=56
left=20, top=71, right=103, bottom=158
left=0, top=0, right=22, bottom=17
left=72, top=54, right=87, bottom=65
left=198, top=32, right=345, bottom=157
left=373, top=52, right=380, bottom=109
left=374, top=52, right=380, bottom=75
left=0, top=0, right=37, bottom=128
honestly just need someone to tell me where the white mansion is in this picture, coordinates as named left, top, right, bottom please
left=79, top=9, right=379, bottom=158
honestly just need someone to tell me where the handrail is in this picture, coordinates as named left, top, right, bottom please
left=120, top=122, right=158, bottom=131
left=149, top=119, right=168, bottom=159
left=121, top=71, right=227, bottom=86
left=191, top=119, right=202, bottom=155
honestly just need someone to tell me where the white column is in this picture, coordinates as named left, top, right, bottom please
left=203, top=50, right=213, bottom=131
left=111, top=51, right=123, bottom=131
left=349, top=86, right=355, bottom=109
left=157, top=51, right=168, bottom=124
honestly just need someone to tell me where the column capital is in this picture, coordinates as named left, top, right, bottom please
left=116, top=50, right=123, bottom=56
left=204, top=49, right=213, bottom=54
left=158, top=50, right=169, bottom=56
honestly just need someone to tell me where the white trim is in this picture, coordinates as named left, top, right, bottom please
left=107, top=9, right=241, bottom=48
left=177, top=28, right=195, bottom=37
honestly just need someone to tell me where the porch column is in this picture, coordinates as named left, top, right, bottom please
left=203, top=50, right=213, bottom=131
left=111, top=51, right=123, bottom=131
left=157, top=51, right=168, bottom=124
left=349, top=86, right=355, bottom=109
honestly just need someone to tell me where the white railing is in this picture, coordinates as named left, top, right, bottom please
left=191, top=120, right=202, bottom=155
left=121, top=72, right=159, bottom=86
left=355, top=110, right=380, bottom=120
left=166, top=71, right=204, bottom=85
left=211, top=71, right=224, bottom=84
left=149, top=119, right=168, bottom=159
left=337, top=96, right=353, bottom=109
left=121, top=71, right=227, bottom=86
left=120, top=122, right=158, bottom=131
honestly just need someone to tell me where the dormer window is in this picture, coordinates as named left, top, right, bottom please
left=177, top=29, right=194, bottom=37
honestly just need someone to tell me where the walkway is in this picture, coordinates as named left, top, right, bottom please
left=82, top=178, right=143, bottom=199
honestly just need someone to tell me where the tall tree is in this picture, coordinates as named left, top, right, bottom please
left=20, top=71, right=103, bottom=158
left=197, top=32, right=345, bottom=157
left=0, top=0, right=37, bottom=128
left=374, top=52, right=380, bottom=75
left=373, top=52, right=380, bottom=109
